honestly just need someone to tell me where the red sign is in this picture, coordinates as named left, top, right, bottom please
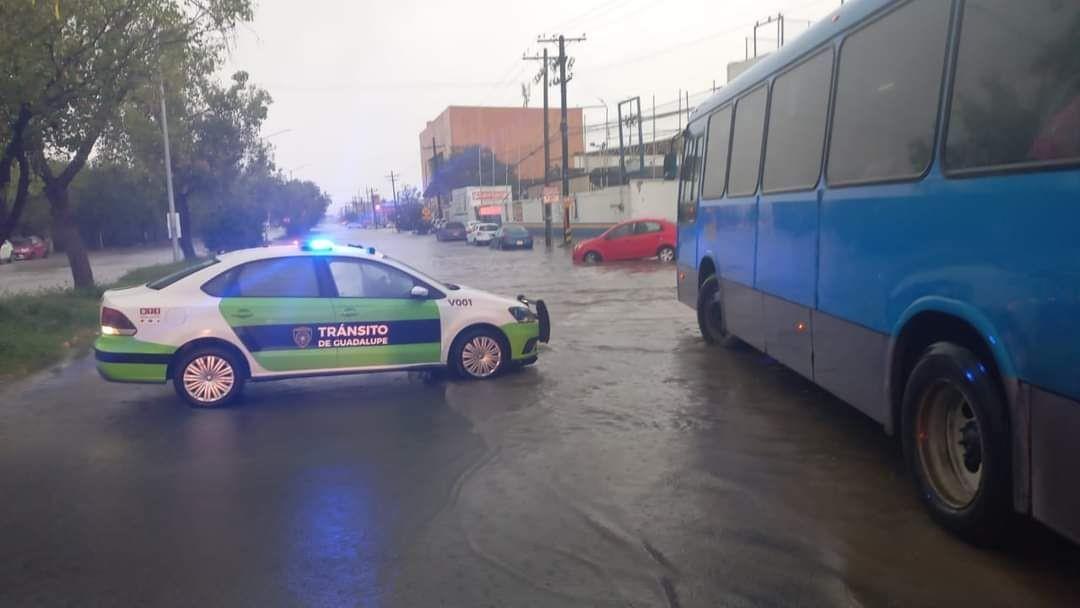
left=542, top=186, right=560, bottom=204
left=478, top=205, right=502, bottom=216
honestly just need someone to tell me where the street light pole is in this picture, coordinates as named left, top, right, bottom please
left=158, top=68, right=180, bottom=262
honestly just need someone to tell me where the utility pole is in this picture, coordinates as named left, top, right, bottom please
left=368, top=187, right=379, bottom=229
left=386, top=171, right=399, bottom=230
left=538, top=33, right=586, bottom=246
left=158, top=69, right=180, bottom=262
left=523, top=47, right=553, bottom=246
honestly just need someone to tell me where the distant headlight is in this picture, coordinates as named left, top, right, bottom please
left=508, top=306, right=537, bottom=323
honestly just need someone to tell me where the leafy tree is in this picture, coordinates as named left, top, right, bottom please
left=71, top=163, right=163, bottom=248
left=424, top=145, right=518, bottom=199
left=1, top=0, right=253, bottom=288
left=108, top=69, right=271, bottom=259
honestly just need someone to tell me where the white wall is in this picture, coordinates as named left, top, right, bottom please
left=509, top=179, right=677, bottom=226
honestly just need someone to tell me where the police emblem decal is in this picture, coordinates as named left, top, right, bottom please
left=292, top=326, right=313, bottom=348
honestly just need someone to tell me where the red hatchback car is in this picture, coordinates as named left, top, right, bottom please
left=11, top=236, right=49, bottom=261
left=573, top=218, right=676, bottom=264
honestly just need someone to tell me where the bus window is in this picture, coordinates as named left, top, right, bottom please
left=677, top=136, right=702, bottom=223
left=945, top=0, right=1080, bottom=172
left=763, top=49, right=833, bottom=193
left=728, top=86, right=768, bottom=197
left=827, top=0, right=950, bottom=186
left=702, top=106, right=732, bottom=200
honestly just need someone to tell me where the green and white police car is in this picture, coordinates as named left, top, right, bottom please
left=94, top=239, right=550, bottom=407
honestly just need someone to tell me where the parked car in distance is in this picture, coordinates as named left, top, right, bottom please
left=0, top=240, right=12, bottom=264
left=573, top=219, right=676, bottom=264
left=11, top=236, right=49, bottom=261
left=436, top=221, right=467, bottom=241
left=490, top=224, right=534, bottom=250
left=468, top=223, right=499, bottom=245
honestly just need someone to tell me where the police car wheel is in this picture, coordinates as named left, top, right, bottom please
left=452, top=329, right=509, bottom=380
left=173, top=347, right=244, bottom=408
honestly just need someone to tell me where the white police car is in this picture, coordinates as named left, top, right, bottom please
left=94, top=239, right=550, bottom=407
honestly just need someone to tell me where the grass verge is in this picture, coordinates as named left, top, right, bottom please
left=0, top=258, right=203, bottom=382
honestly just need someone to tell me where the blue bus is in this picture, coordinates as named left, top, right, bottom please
left=676, top=0, right=1079, bottom=544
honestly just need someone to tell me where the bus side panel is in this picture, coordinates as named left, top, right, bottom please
left=811, top=309, right=889, bottom=424
left=762, top=293, right=813, bottom=379
left=721, top=279, right=765, bottom=351
left=676, top=219, right=699, bottom=308
left=702, top=199, right=757, bottom=286
left=756, top=191, right=820, bottom=377
left=820, top=171, right=1080, bottom=399
left=1031, top=386, right=1080, bottom=545
left=756, top=193, right=819, bottom=308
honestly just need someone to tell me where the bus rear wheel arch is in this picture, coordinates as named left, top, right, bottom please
left=901, top=341, right=1012, bottom=545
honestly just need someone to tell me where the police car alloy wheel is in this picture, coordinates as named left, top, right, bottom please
left=453, top=329, right=508, bottom=379
left=174, top=347, right=244, bottom=407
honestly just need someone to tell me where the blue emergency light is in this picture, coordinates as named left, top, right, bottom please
left=302, top=238, right=335, bottom=251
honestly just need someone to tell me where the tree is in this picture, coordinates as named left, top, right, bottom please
left=2, top=0, right=253, bottom=288
left=109, top=69, right=271, bottom=259
left=423, top=145, right=518, bottom=200
left=389, top=185, right=424, bottom=231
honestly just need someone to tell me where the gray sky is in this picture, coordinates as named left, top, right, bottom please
left=221, top=0, right=840, bottom=206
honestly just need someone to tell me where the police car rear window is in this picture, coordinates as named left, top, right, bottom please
left=147, top=259, right=220, bottom=290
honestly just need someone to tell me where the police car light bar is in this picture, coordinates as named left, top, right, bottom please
left=301, top=238, right=335, bottom=251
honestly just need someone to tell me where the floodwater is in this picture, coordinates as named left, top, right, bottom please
left=1, top=227, right=1078, bottom=607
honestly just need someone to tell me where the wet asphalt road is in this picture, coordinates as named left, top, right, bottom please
left=2, top=227, right=1079, bottom=607
left=0, top=245, right=178, bottom=295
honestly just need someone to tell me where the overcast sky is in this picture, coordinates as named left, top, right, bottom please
left=221, top=0, right=841, bottom=207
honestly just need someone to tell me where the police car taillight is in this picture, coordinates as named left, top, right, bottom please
left=100, top=307, right=137, bottom=336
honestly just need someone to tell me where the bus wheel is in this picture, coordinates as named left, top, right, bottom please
left=902, top=342, right=1011, bottom=545
left=696, top=275, right=727, bottom=344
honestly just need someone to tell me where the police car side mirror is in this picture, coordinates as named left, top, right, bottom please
left=410, top=285, right=430, bottom=299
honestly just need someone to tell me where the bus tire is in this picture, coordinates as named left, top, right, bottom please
left=696, top=275, right=727, bottom=344
left=901, top=342, right=1011, bottom=545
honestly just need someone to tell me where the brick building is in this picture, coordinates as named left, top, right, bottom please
left=419, top=106, right=584, bottom=190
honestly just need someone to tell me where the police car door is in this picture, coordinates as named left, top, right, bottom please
left=325, top=258, right=442, bottom=369
left=218, top=256, right=337, bottom=373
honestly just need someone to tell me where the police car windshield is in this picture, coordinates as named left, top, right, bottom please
left=147, top=258, right=220, bottom=290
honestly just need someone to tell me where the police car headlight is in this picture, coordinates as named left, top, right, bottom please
left=508, top=306, right=537, bottom=323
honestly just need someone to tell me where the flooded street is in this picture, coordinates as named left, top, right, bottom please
left=2, top=228, right=1078, bottom=607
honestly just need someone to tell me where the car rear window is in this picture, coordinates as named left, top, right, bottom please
left=446, top=222, right=464, bottom=229
left=148, top=258, right=220, bottom=290
left=504, top=226, right=528, bottom=236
